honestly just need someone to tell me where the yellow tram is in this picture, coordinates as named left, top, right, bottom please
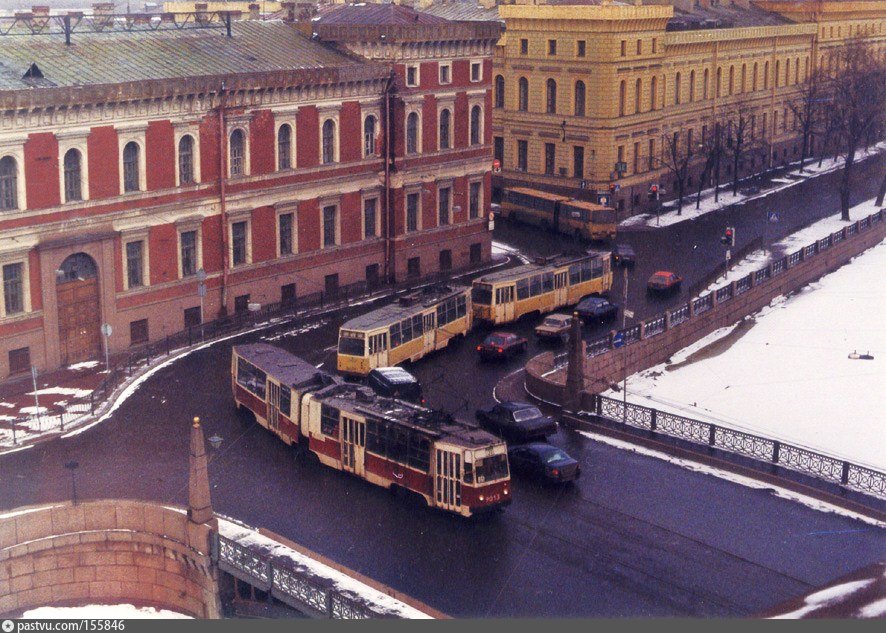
left=471, top=251, right=612, bottom=325
left=499, top=187, right=617, bottom=241
left=337, top=285, right=471, bottom=376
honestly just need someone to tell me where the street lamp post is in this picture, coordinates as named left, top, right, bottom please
left=64, top=460, right=79, bottom=505
left=621, top=265, right=629, bottom=423
left=197, top=269, right=207, bottom=343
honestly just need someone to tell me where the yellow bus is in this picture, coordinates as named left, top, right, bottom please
left=471, top=251, right=613, bottom=325
left=499, top=187, right=617, bottom=241
left=337, top=285, right=472, bottom=376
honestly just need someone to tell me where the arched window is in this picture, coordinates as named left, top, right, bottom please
left=764, top=61, right=770, bottom=89
left=178, top=136, right=195, bottom=184
left=689, top=70, right=696, bottom=102
left=574, top=81, right=585, bottom=116
left=364, top=115, right=377, bottom=157
left=728, top=66, right=734, bottom=95
left=651, top=76, right=658, bottom=110
left=439, top=109, right=451, bottom=150
left=635, top=78, right=642, bottom=113
left=753, top=62, right=758, bottom=91
left=741, top=64, right=746, bottom=92
left=470, top=105, right=482, bottom=146
left=123, top=141, right=140, bottom=191
left=277, top=125, right=291, bottom=170
left=494, top=75, right=505, bottom=108
left=716, top=67, right=722, bottom=97
left=674, top=72, right=681, bottom=105
left=795, top=57, right=800, bottom=84
left=703, top=68, right=709, bottom=99
left=775, top=60, right=780, bottom=87
left=785, top=58, right=791, bottom=85
left=229, top=130, right=245, bottom=176
left=546, top=78, right=557, bottom=114
left=804, top=57, right=809, bottom=81
left=322, top=119, right=336, bottom=164
left=406, top=112, right=419, bottom=155
left=63, top=148, right=82, bottom=201
left=518, top=77, right=529, bottom=111
left=0, top=156, right=17, bottom=210
left=619, top=80, right=626, bottom=116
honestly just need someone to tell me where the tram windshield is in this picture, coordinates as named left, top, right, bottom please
left=338, top=331, right=366, bottom=355
left=470, top=453, right=509, bottom=484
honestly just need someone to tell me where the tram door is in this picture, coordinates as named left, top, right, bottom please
left=423, top=313, right=436, bottom=351
left=368, top=332, right=387, bottom=370
left=267, top=381, right=280, bottom=432
left=495, top=285, right=515, bottom=324
left=341, top=416, right=365, bottom=477
left=434, top=448, right=462, bottom=512
left=554, top=271, right=568, bottom=307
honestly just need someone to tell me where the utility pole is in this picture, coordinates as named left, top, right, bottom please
left=621, top=265, right=629, bottom=423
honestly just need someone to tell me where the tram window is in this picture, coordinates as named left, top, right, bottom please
left=474, top=453, right=509, bottom=483
left=400, top=317, right=413, bottom=343
left=390, top=322, right=401, bottom=348
left=529, top=274, right=542, bottom=296
left=280, top=385, right=291, bottom=416
left=320, top=405, right=339, bottom=436
left=338, top=331, right=365, bottom=355
left=568, top=263, right=581, bottom=285
left=368, top=333, right=387, bottom=354
left=367, top=420, right=387, bottom=455
left=436, top=296, right=464, bottom=326
left=591, top=258, right=603, bottom=278
left=472, top=284, right=493, bottom=305
left=412, top=314, right=424, bottom=337
left=463, top=460, right=474, bottom=484
left=236, top=359, right=267, bottom=399
left=387, top=428, right=408, bottom=463
left=407, top=436, right=431, bottom=472
left=516, top=278, right=530, bottom=300
left=542, top=272, right=554, bottom=292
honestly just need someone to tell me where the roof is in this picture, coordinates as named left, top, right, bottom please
left=340, top=285, right=469, bottom=332
left=506, top=187, right=571, bottom=202
left=498, top=401, right=535, bottom=411
left=668, top=2, right=793, bottom=31
left=370, top=366, right=419, bottom=385
left=475, top=251, right=607, bottom=285
left=234, top=343, right=340, bottom=391
left=316, top=3, right=448, bottom=26
left=421, top=2, right=503, bottom=23
left=0, top=20, right=375, bottom=92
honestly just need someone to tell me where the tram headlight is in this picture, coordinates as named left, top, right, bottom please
left=479, top=495, right=485, bottom=502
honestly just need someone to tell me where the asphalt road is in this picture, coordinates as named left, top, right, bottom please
left=1, top=157, right=883, bottom=617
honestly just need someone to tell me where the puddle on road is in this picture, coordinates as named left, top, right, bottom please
left=665, top=318, right=757, bottom=371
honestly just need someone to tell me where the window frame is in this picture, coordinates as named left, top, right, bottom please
left=275, top=202, right=298, bottom=258
left=405, top=189, right=422, bottom=233
left=438, top=62, right=452, bottom=85
left=177, top=222, right=203, bottom=279
left=469, top=104, right=483, bottom=146
left=438, top=107, right=452, bottom=151
left=56, top=132, right=89, bottom=205
left=0, top=256, right=30, bottom=319
left=117, top=126, right=147, bottom=195
left=229, top=217, right=251, bottom=267
left=405, top=109, right=422, bottom=155
left=470, top=60, right=483, bottom=83
left=121, top=229, right=150, bottom=291
left=362, top=194, right=380, bottom=240
left=468, top=179, right=482, bottom=220
left=172, top=123, right=201, bottom=187
left=275, top=121, right=295, bottom=171
left=363, top=114, right=378, bottom=158
left=437, top=184, right=452, bottom=226
left=321, top=201, right=340, bottom=249
left=320, top=116, right=339, bottom=165
left=406, top=64, right=420, bottom=88
left=228, top=127, right=249, bottom=178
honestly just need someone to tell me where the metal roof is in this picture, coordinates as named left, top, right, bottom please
left=420, top=2, right=503, bottom=23
left=235, top=343, right=340, bottom=391
left=0, top=19, right=373, bottom=91
left=340, top=285, right=469, bottom=332
left=316, top=3, right=449, bottom=26
left=474, top=251, right=607, bottom=285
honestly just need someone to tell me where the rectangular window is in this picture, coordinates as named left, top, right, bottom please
left=406, top=65, right=419, bottom=87
left=548, top=39, right=557, bottom=56
left=232, top=221, right=248, bottom=266
left=180, top=230, right=197, bottom=278
left=407, top=257, right=420, bottom=279
left=544, top=143, right=556, bottom=175
left=469, top=181, right=481, bottom=219
left=320, top=405, right=339, bottom=437
left=439, top=249, right=452, bottom=271
left=363, top=198, right=378, bottom=239
left=279, top=213, right=293, bottom=256
left=648, top=138, right=655, bottom=172
left=517, top=140, right=528, bottom=172
left=406, top=192, right=420, bottom=233
left=520, top=38, right=528, bottom=55
left=365, top=264, right=380, bottom=288
left=323, top=205, right=337, bottom=248
left=8, top=347, right=29, bottom=374
left=620, top=40, right=626, bottom=56
left=125, top=241, right=144, bottom=289
left=470, top=62, right=482, bottom=82
left=633, top=141, right=640, bottom=174
left=281, top=282, right=296, bottom=306
left=470, top=243, right=482, bottom=265
left=439, top=64, right=451, bottom=84
left=2, top=263, right=23, bottom=315
left=234, top=294, right=250, bottom=314
left=325, top=274, right=339, bottom=297
left=577, top=40, right=586, bottom=57
left=573, top=146, right=584, bottom=179
left=438, top=187, right=451, bottom=226
left=184, top=306, right=201, bottom=329
left=494, top=136, right=504, bottom=165
left=130, top=318, right=149, bottom=346
left=636, top=39, right=642, bottom=55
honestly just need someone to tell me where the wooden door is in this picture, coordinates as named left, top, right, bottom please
left=57, top=277, right=102, bottom=366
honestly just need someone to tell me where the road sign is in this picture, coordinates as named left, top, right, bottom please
left=198, top=283, right=207, bottom=298
left=612, top=332, right=625, bottom=348
left=100, top=323, right=112, bottom=337
left=623, top=309, right=635, bottom=319
left=612, top=184, right=621, bottom=192
left=768, top=210, right=780, bottom=223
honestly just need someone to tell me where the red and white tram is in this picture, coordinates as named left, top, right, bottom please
left=232, top=343, right=511, bottom=517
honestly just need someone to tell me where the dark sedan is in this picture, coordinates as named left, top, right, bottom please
left=507, top=443, right=581, bottom=483
left=613, top=243, right=637, bottom=267
left=475, top=402, right=557, bottom=442
left=476, top=332, right=528, bottom=360
left=575, top=296, right=618, bottom=323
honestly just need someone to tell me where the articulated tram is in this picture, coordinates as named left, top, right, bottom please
left=232, top=343, right=511, bottom=517
left=471, top=251, right=613, bottom=325
left=337, top=285, right=471, bottom=376
left=499, top=187, right=617, bottom=241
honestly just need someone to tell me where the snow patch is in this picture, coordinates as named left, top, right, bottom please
left=67, top=360, right=100, bottom=371
left=27, top=387, right=92, bottom=398
left=492, top=240, right=531, bottom=263
left=768, top=579, right=876, bottom=619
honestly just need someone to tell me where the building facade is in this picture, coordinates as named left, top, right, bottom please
left=0, top=3, right=501, bottom=379
left=491, top=0, right=886, bottom=217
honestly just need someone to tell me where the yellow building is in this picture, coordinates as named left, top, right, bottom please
left=491, top=0, right=886, bottom=217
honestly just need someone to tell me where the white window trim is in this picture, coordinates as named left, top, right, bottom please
left=275, top=201, right=299, bottom=258
left=362, top=111, right=381, bottom=158
left=226, top=125, right=251, bottom=178
left=117, top=126, right=147, bottom=195
left=468, top=178, right=484, bottom=220
left=274, top=119, right=296, bottom=172
left=173, top=127, right=201, bottom=186
left=319, top=200, right=341, bottom=249
left=405, top=108, right=423, bottom=155
left=437, top=182, right=454, bottom=226
left=361, top=192, right=381, bottom=240
left=121, top=229, right=151, bottom=291
left=439, top=62, right=452, bottom=85
left=468, top=100, right=485, bottom=146
left=228, top=214, right=252, bottom=267
left=470, top=59, right=483, bottom=83
left=0, top=251, right=32, bottom=318
left=175, top=218, right=204, bottom=280
left=56, top=131, right=90, bottom=204
left=319, top=109, right=341, bottom=165
left=0, top=139, right=28, bottom=211
left=437, top=101, right=455, bottom=151
left=406, top=64, right=421, bottom=88
left=404, top=187, right=423, bottom=233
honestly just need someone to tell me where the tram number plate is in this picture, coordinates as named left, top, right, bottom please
left=484, top=493, right=501, bottom=503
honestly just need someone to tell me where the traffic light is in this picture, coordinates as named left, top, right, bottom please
left=648, top=184, right=659, bottom=200
left=721, top=227, right=735, bottom=247
left=609, top=182, right=617, bottom=192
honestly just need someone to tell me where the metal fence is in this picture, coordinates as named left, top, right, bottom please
left=212, top=532, right=390, bottom=619
left=590, top=394, right=886, bottom=500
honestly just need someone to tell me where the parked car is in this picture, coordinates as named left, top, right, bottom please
left=613, top=243, right=637, bottom=267
left=647, top=271, right=683, bottom=293
left=476, top=332, right=528, bottom=360
left=367, top=367, right=424, bottom=404
left=507, top=443, right=581, bottom=483
left=534, top=313, right=573, bottom=342
left=475, top=402, right=557, bottom=442
left=575, top=296, right=618, bottom=323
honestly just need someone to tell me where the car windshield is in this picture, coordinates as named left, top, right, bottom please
left=541, top=449, right=570, bottom=464
left=485, top=335, right=510, bottom=345
left=512, top=407, right=542, bottom=422
left=580, top=298, right=601, bottom=308
left=473, top=453, right=509, bottom=483
left=543, top=317, right=565, bottom=327
left=652, top=274, right=669, bottom=282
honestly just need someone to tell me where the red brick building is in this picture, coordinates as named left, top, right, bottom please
left=0, top=4, right=501, bottom=378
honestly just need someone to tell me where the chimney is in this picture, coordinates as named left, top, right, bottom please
left=92, top=2, right=114, bottom=29
left=31, top=6, right=50, bottom=28
left=248, top=3, right=260, bottom=20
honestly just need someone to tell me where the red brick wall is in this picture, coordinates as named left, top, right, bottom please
left=339, top=101, right=362, bottom=164
left=297, top=106, right=319, bottom=168
left=149, top=224, right=177, bottom=284
left=87, top=126, right=119, bottom=200
left=24, top=133, right=60, bottom=209
left=28, top=250, right=42, bottom=311
left=420, top=61, right=439, bottom=90
left=452, top=59, right=470, bottom=86
left=202, top=216, right=222, bottom=273
left=251, top=205, right=276, bottom=262
left=298, top=198, right=320, bottom=252
left=340, top=192, right=362, bottom=245
left=249, top=110, right=275, bottom=176
left=146, top=121, right=175, bottom=191
left=199, top=115, right=220, bottom=183
left=422, top=95, right=437, bottom=152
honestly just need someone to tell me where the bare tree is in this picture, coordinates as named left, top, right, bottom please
left=787, top=67, right=829, bottom=172
left=694, top=118, right=726, bottom=208
left=723, top=97, right=766, bottom=197
left=825, top=37, right=886, bottom=220
left=656, top=127, right=700, bottom=215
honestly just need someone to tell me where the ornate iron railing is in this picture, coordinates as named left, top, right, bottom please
left=734, top=276, right=751, bottom=295
left=670, top=304, right=690, bottom=326
left=818, top=236, right=831, bottom=250
left=772, top=258, right=786, bottom=275
left=589, top=395, right=885, bottom=501
left=847, top=223, right=858, bottom=236
left=587, top=336, right=610, bottom=357
left=804, top=244, right=817, bottom=258
left=623, top=324, right=642, bottom=344
left=693, top=294, right=713, bottom=315
left=644, top=315, right=666, bottom=337
left=715, top=285, right=732, bottom=302
left=788, top=250, right=802, bottom=266
left=213, top=533, right=386, bottom=619
left=754, top=268, right=769, bottom=284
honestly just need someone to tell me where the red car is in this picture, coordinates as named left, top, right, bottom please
left=647, top=270, right=683, bottom=293
left=477, top=332, right=528, bottom=360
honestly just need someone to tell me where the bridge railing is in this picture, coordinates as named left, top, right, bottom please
left=588, top=394, right=886, bottom=500
left=212, top=532, right=391, bottom=619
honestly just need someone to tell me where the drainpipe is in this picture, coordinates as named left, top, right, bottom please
left=218, top=81, right=230, bottom=316
left=383, top=73, right=395, bottom=284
